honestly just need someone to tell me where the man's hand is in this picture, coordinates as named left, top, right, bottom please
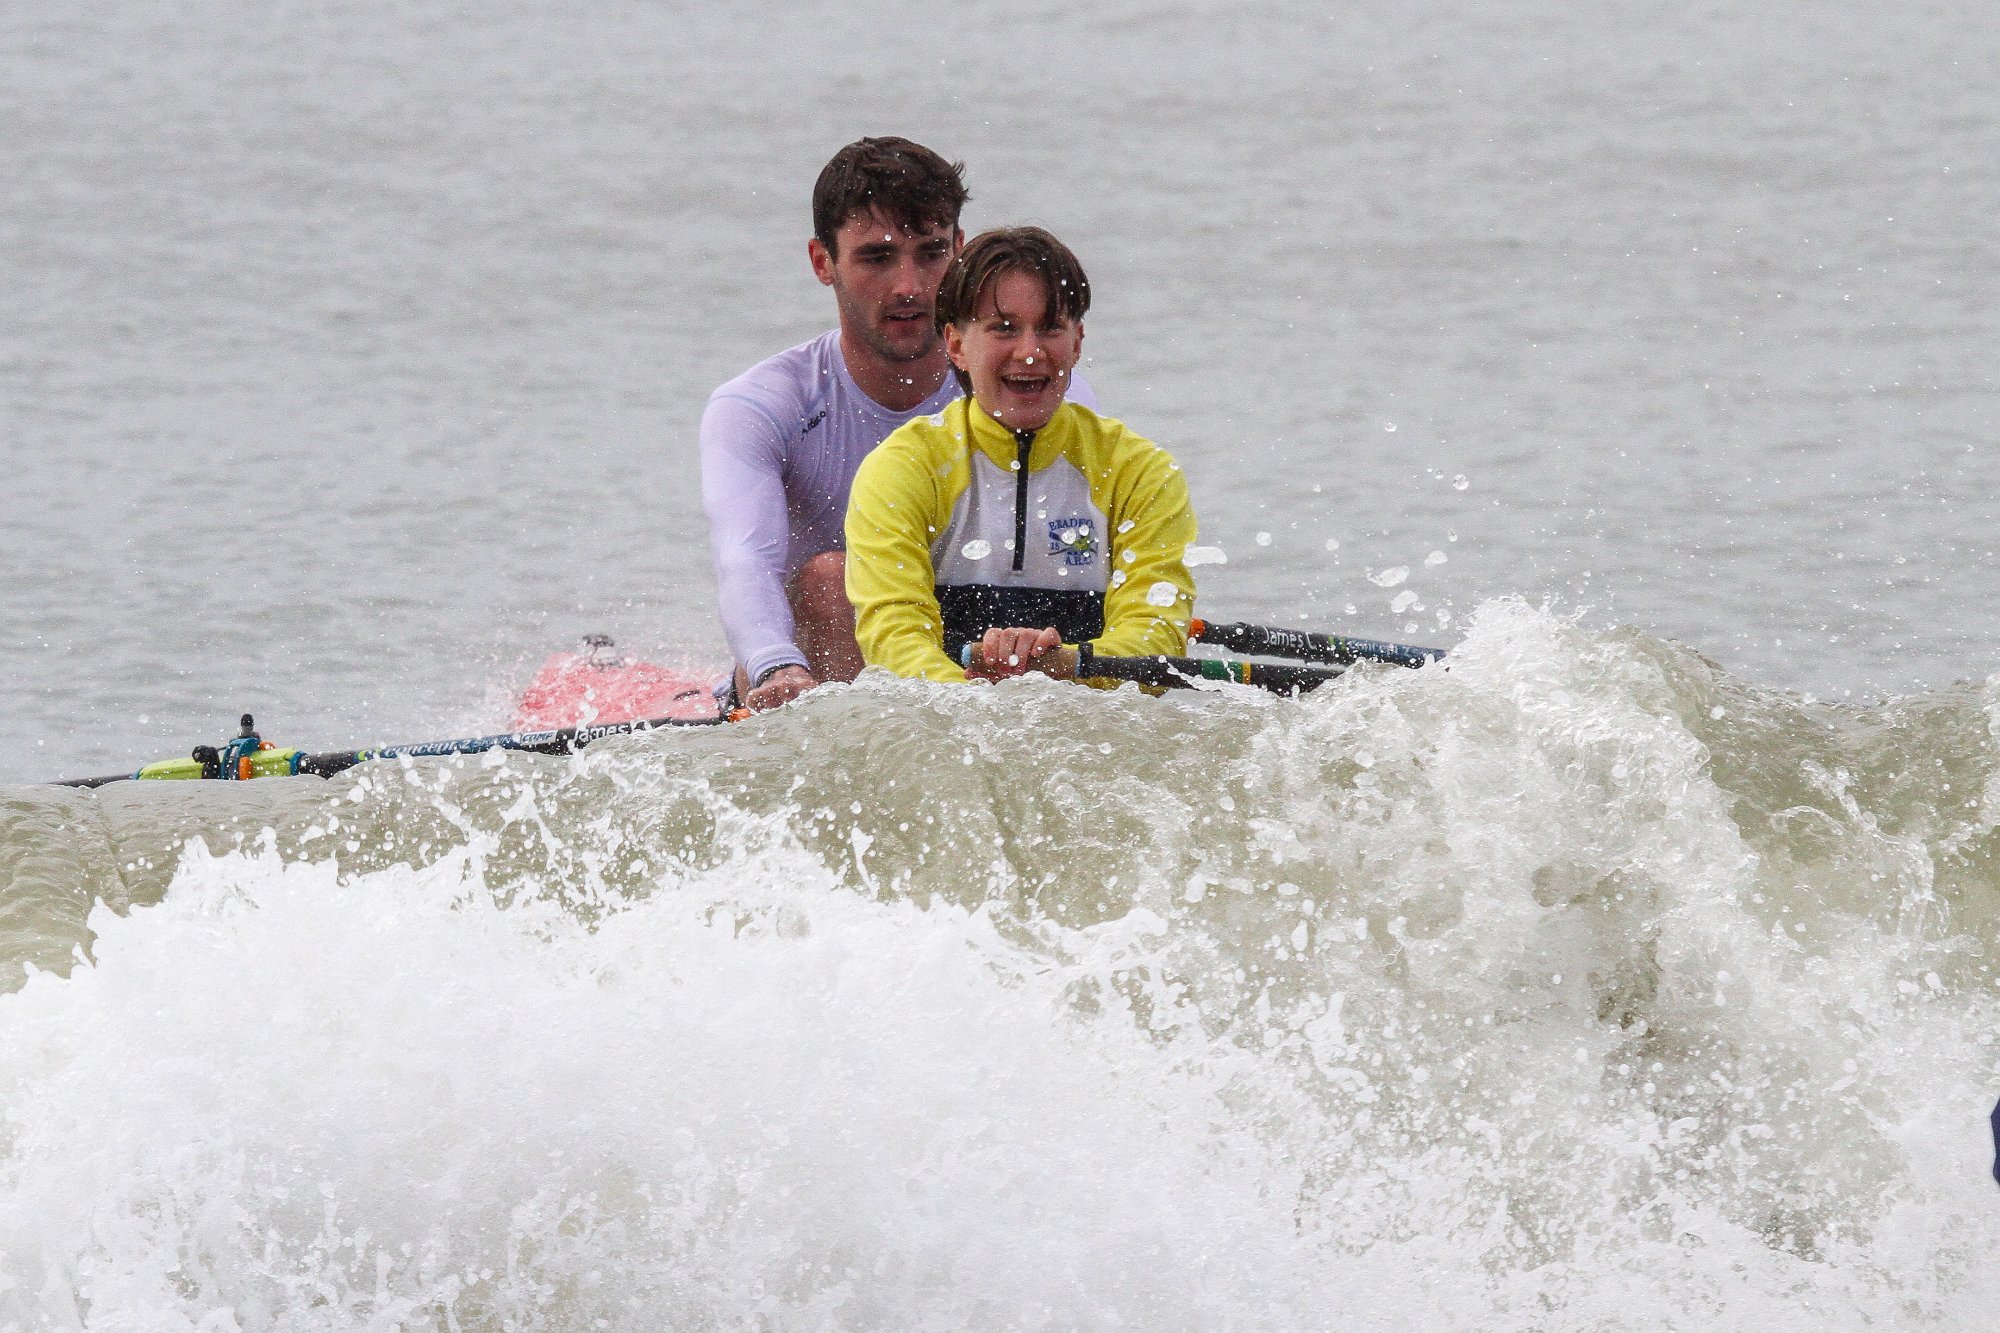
left=965, top=627, right=1076, bottom=682
left=745, top=664, right=819, bottom=712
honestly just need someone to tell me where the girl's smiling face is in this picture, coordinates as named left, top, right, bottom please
left=945, top=267, right=1084, bottom=432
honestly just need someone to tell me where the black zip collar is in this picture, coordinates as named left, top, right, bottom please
left=1011, top=427, right=1034, bottom=572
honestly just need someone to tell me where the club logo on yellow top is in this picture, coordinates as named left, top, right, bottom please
left=1048, top=518, right=1097, bottom=567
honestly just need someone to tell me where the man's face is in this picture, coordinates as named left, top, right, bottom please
left=810, top=210, right=960, bottom=365
left=944, top=267, right=1083, bottom=433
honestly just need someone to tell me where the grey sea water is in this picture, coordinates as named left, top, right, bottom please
left=3, top=1, right=1999, bottom=1327
left=4, top=0, right=1996, bottom=782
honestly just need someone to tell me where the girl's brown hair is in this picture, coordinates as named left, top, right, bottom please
left=935, top=227, right=1091, bottom=393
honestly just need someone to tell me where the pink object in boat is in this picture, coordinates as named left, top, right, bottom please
left=511, top=635, right=722, bottom=729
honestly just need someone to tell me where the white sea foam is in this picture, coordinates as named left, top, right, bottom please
left=0, top=841, right=1333, bottom=1328
left=4, top=604, right=1999, bottom=1327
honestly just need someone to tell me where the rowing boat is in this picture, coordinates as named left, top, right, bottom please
left=48, top=621, right=1446, bottom=788
left=510, top=622, right=1446, bottom=731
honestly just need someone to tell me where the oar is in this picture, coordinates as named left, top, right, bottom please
left=961, top=643, right=1343, bottom=695
left=1080, top=647, right=1341, bottom=694
left=54, top=712, right=725, bottom=789
left=1188, top=618, right=1445, bottom=669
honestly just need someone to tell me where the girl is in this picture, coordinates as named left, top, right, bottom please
left=845, top=227, right=1197, bottom=684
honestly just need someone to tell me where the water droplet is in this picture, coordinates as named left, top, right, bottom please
left=1323, top=538, right=1340, bottom=552
left=1391, top=591, right=1419, bottom=613
left=1146, top=581, right=1181, bottom=607
left=1383, top=422, right=1397, bottom=432
left=1184, top=546, right=1228, bottom=567
left=960, top=539, right=992, bottom=561
left=1368, top=566, right=1409, bottom=587
left=1425, top=550, right=1447, bottom=566
left=1451, top=474, right=1469, bottom=490
left=1255, top=531, right=1273, bottom=546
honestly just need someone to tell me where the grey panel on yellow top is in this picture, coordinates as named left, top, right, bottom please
left=845, top=397, right=1198, bottom=683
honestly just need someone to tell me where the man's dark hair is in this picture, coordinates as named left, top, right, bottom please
left=934, top=227, right=1090, bottom=392
left=812, top=137, right=968, bottom=257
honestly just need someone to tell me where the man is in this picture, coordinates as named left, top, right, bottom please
left=700, top=138, right=1098, bottom=713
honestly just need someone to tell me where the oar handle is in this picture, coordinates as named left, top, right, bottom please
left=1077, top=644, right=1342, bottom=695
left=1188, top=619, right=1445, bottom=669
left=956, top=640, right=1343, bottom=695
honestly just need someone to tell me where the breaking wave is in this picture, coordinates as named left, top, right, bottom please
left=3, top=600, right=1997, bottom=1329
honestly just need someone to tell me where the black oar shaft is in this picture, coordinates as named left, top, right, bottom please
left=52, top=714, right=722, bottom=788
left=294, top=714, right=720, bottom=778
left=1189, top=619, right=1444, bottom=669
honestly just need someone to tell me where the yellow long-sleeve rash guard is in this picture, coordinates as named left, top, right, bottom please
left=845, top=396, right=1197, bottom=683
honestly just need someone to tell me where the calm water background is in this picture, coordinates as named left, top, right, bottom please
left=4, top=2, right=2000, bottom=1327
left=4, top=0, right=1995, bottom=782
